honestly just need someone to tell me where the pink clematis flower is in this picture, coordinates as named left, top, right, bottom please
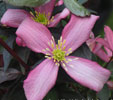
left=96, top=26, right=113, bottom=52
left=56, top=0, right=64, bottom=6
left=1, top=0, right=70, bottom=46
left=87, top=32, right=112, bottom=62
left=1, top=0, right=70, bottom=28
left=16, top=14, right=111, bottom=100
left=88, top=26, right=113, bottom=62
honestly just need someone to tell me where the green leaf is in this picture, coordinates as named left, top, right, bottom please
left=107, top=62, right=113, bottom=80
left=3, top=35, right=15, bottom=71
left=63, top=0, right=90, bottom=17
left=44, top=88, right=58, bottom=100
left=2, top=82, right=26, bottom=100
left=3, top=0, right=50, bottom=7
left=71, top=44, right=92, bottom=60
left=0, top=2, right=6, bottom=19
left=78, top=0, right=88, bottom=5
left=97, top=84, right=111, bottom=100
left=87, top=90, right=96, bottom=100
left=56, top=84, right=85, bottom=99
left=16, top=47, right=30, bottom=74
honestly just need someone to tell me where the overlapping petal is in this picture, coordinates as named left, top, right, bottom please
left=1, top=9, right=30, bottom=28
left=62, top=14, right=99, bottom=53
left=35, top=0, right=56, bottom=19
left=16, top=37, right=26, bottom=47
left=16, top=17, right=53, bottom=54
left=96, top=38, right=110, bottom=50
left=24, top=59, right=59, bottom=100
left=107, top=81, right=113, bottom=89
left=62, top=56, right=111, bottom=91
left=87, top=36, right=110, bottom=62
left=48, top=8, right=70, bottom=27
left=56, top=0, right=64, bottom=6
left=94, top=48, right=110, bottom=62
left=104, top=26, right=113, bottom=51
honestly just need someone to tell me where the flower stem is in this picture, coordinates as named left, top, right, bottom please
left=0, top=37, right=29, bottom=71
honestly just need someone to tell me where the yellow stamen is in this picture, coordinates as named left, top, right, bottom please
left=63, top=40, right=66, bottom=45
left=62, top=63, right=66, bottom=67
left=63, top=46, right=66, bottom=50
left=44, top=39, right=70, bottom=70
left=30, top=11, right=54, bottom=25
left=68, top=59, right=72, bottom=62
left=46, top=48, right=50, bottom=51
left=68, top=48, right=72, bottom=51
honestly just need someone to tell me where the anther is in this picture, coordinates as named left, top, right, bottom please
left=60, top=37, right=62, bottom=41
left=62, top=63, right=66, bottom=67
left=63, top=40, right=66, bottom=45
left=68, top=48, right=72, bottom=51
left=68, top=59, right=72, bottom=62
left=46, top=48, right=50, bottom=51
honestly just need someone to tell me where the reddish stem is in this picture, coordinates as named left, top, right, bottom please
left=0, top=37, right=29, bottom=71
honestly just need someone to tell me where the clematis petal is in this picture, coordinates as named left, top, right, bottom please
left=105, top=47, right=112, bottom=57
left=56, top=0, right=64, bottom=6
left=24, top=59, right=59, bottom=100
left=96, top=38, right=110, bottom=50
left=35, top=0, right=56, bottom=19
left=16, top=17, right=53, bottom=54
left=107, top=81, right=113, bottom=89
left=62, top=14, right=99, bottom=53
left=16, top=37, right=26, bottom=47
left=1, top=9, right=30, bottom=28
left=61, top=56, right=111, bottom=92
left=48, top=8, right=70, bottom=27
left=104, top=26, right=113, bottom=51
left=94, top=48, right=110, bottom=62
left=87, top=37, right=110, bottom=62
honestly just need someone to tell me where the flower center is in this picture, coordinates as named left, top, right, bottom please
left=30, top=11, right=54, bottom=25
left=52, top=48, right=66, bottom=62
left=42, top=37, right=73, bottom=67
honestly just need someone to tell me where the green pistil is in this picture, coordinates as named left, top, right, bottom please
left=52, top=48, right=66, bottom=62
left=34, top=13, right=49, bottom=25
left=30, top=11, right=50, bottom=25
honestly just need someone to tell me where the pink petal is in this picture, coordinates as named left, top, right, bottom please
left=86, top=38, right=96, bottom=52
left=93, top=43, right=112, bottom=62
left=104, top=26, right=113, bottom=51
left=107, top=81, right=113, bottom=89
left=24, top=59, right=59, bottom=100
left=92, top=42, right=102, bottom=53
left=94, top=48, right=110, bottom=62
left=87, top=38, right=111, bottom=62
left=16, top=37, right=26, bottom=47
left=62, top=14, right=99, bottom=53
left=61, top=56, right=111, bottom=92
left=35, top=0, right=56, bottom=19
left=1, top=9, right=30, bottom=28
left=56, top=0, right=64, bottom=6
left=105, top=47, right=112, bottom=57
left=96, top=38, right=110, bottom=50
left=16, top=17, right=53, bottom=54
left=48, top=8, right=70, bottom=27
left=87, top=37, right=110, bottom=62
